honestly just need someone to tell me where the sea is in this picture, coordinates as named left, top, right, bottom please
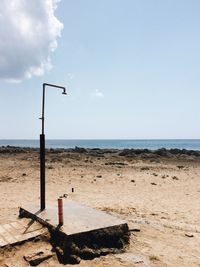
left=0, top=139, right=200, bottom=151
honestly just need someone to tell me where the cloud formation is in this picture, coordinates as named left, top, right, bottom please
left=94, top=89, right=104, bottom=98
left=0, top=0, right=63, bottom=82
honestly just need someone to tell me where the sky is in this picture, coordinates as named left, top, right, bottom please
left=0, top=0, right=200, bottom=139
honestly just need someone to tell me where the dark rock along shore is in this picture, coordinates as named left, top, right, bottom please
left=1, top=145, right=200, bottom=159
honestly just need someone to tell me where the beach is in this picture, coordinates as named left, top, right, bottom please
left=0, top=147, right=200, bottom=266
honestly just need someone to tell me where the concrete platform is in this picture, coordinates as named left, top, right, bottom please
left=19, top=200, right=129, bottom=264
left=20, top=200, right=126, bottom=235
left=0, top=219, right=47, bottom=248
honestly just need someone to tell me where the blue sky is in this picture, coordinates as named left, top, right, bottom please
left=0, top=0, right=200, bottom=139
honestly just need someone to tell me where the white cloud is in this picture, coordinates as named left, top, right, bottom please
left=94, top=89, right=104, bottom=98
left=0, top=0, right=63, bottom=82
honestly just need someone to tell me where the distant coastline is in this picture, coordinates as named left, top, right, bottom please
left=0, top=139, right=200, bottom=150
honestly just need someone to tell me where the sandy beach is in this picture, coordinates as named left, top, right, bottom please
left=0, top=147, right=200, bottom=266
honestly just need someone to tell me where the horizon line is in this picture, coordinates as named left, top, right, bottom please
left=0, top=138, right=200, bottom=141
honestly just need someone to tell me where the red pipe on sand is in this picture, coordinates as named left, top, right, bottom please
left=58, top=198, right=64, bottom=225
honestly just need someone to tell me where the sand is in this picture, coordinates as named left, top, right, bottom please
left=0, top=147, right=200, bottom=266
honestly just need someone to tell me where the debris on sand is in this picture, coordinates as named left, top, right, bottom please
left=185, top=233, right=194, bottom=238
left=172, top=176, right=179, bottom=180
left=24, top=248, right=53, bottom=266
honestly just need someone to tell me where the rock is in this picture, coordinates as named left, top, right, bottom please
left=69, top=243, right=81, bottom=254
left=47, top=165, right=54, bottom=169
left=134, top=149, right=149, bottom=155
left=151, top=182, right=157, bottom=185
left=185, top=233, right=194, bottom=238
left=169, top=148, right=181, bottom=155
left=74, top=146, right=87, bottom=153
left=149, top=255, right=159, bottom=261
left=105, top=162, right=127, bottom=166
left=155, top=148, right=168, bottom=156
left=68, top=255, right=81, bottom=264
left=118, top=149, right=131, bottom=156
left=60, top=193, right=68, bottom=198
left=150, top=212, right=158, bottom=216
left=22, top=173, right=27, bottom=176
left=177, top=165, right=184, bottom=169
left=152, top=173, right=158, bottom=177
left=131, top=179, right=135, bottom=183
left=140, top=167, right=150, bottom=171
left=129, top=227, right=140, bottom=232
left=49, top=149, right=63, bottom=154
left=55, top=246, right=64, bottom=257
left=96, top=175, right=102, bottom=178
left=172, top=176, right=179, bottom=180
left=80, top=247, right=98, bottom=260
left=24, top=249, right=53, bottom=266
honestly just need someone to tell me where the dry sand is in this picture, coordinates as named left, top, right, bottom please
left=0, top=147, right=200, bottom=266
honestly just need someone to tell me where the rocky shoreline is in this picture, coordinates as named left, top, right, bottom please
left=0, top=145, right=200, bottom=160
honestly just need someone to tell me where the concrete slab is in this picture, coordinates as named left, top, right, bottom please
left=20, top=200, right=126, bottom=235
left=19, top=200, right=130, bottom=264
left=0, top=219, right=47, bottom=248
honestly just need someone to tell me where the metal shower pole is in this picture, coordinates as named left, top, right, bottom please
left=40, top=83, right=66, bottom=210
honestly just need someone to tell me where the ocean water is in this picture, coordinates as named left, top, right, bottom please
left=0, top=139, right=200, bottom=150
